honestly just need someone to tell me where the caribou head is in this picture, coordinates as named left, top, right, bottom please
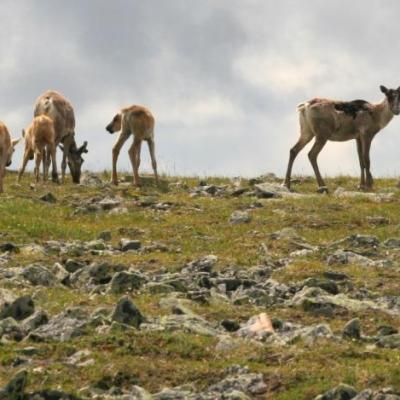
left=60, top=141, right=88, bottom=183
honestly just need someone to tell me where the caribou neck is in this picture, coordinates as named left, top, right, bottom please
left=373, top=98, right=394, bottom=130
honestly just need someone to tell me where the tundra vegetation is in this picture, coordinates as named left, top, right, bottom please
left=1, top=171, right=400, bottom=399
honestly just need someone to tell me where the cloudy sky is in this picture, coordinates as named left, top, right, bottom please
left=2, top=0, right=400, bottom=178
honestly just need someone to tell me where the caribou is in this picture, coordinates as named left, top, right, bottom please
left=284, top=85, right=400, bottom=192
left=18, top=115, right=58, bottom=183
left=106, top=105, right=158, bottom=187
left=0, top=122, right=20, bottom=193
left=34, top=90, right=88, bottom=183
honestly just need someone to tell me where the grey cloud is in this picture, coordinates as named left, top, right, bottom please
left=2, top=0, right=400, bottom=177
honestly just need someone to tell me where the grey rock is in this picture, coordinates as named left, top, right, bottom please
left=0, top=295, right=34, bottom=321
left=377, top=325, right=398, bottom=336
left=182, top=255, right=218, bottom=273
left=0, top=317, right=24, bottom=341
left=376, top=334, right=400, bottom=349
left=111, top=297, right=144, bottom=328
left=383, top=238, right=400, bottom=248
left=109, top=271, right=147, bottom=294
left=342, top=318, right=361, bottom=340
left=64, top=259, right=86, bottom=273
left=314, top=383, right=358, bottom=399
left=20, top=310, right=48, bottom=333
left=21, top=264, right=56, bottom=286
left=29, top=308, right=89, bottom=342
left=120, top=239, right=141, bottom=252
left=229, top=211, right=251, bottom=224
left=301, top=277, right=339, bottom=295
left=39, top=192, right=57, bottom=203
left=80, top=173, right=104, bottom=187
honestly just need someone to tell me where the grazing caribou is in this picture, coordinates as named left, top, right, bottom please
left=34, top=91, right=88, bottom=183
left=0, top=123, right=20, bottom=193
left=106, top=105, right=158, bottom=187
left=18, top=115, right=58, bottom=183
left=284, top=85, right=400, bottom=192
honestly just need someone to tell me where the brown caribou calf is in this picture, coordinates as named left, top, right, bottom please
left=0, top=123, right=20, bottom=193
left=18, top=115, right=58, bottom=183
left=106, top=105, right=158, bottom=186
left=284, top=85, right=400, bottom=192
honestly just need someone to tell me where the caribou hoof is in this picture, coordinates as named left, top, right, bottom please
left=317, top=186, right=328, bottom=194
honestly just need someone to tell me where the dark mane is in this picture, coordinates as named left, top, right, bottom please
left=334, top=99, right=372, bottom=119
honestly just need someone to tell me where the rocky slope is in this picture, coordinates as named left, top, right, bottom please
left=1, top=172, right=400, bottom=399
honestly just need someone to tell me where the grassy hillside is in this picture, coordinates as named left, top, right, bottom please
left=1, top=171, right=400, bottom=399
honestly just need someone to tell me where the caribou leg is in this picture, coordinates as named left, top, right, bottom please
left=111, top=130, right=130, bottom=185
left=128, top=137, right=141, bottom=187
left=308, top=136, right=328, bottom=192
left=356, top=137, right=366, bottom=190
left=361, top=136, right=373, bottom=190
left=284, top=133, right=313, bottom=189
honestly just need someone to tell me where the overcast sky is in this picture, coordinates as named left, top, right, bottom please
left=2, top=0, right=400, bottom=178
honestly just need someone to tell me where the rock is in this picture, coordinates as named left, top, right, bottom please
left=207, top=365, right=268, bottom=396
left=64, top=259, right=86, bottom=273
left=109, top=271, right=147, bottom=294
left=120, top=239, right=141, bottom=252
left=39, top=192, right=57, bottom=203
left=51, top=263, right=70, bottom=284
left=182, top=255, right=218, bottom=273
left=314, top=383, right=358, bottom=400
left=289, top=287, right=385, bottom=315
left=80, top=173, right=104, bottom=187
left=383, top=238, right=400, bottom=248
left=88, top=262, right=114, bottom=284
left=86, top=239, right=106, bottom=251
left=98, top=197, right=122, bottom=210
left=334, top=187, right=395, bottom=203
left=229, top=211, right=251, bottom=224
left=347, top=234, right=380, bottom=248
left=366, top=216, right=390, bottom=225
left=111, top=297, right=144, bottom=328
left=0, top=369, right=28, bottom=400
left=301, top=277, right=339, bottom=295
left=29, top=308, right=89, bottom=342
left=20, top=310, right=48, bottom=332
left=253, top=183, right=285, bottom=198
left=221, top=319, right=240, bottom=332
left=0, top=317, right=24, bottom=341
left=342, top=318, right=361, bottom=340
left=376, top=334, right=400, bottom=349
left=0, top=242, right=18, bottom=252
left=0, top=295, right=34, bottom=321
left=377, top=325, right=398, bottom=337
left=326, top=250, right=375, bottom=267
left=21, top=264, right=56, bottom=286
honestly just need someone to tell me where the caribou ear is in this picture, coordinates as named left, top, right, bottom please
left=22, top=129, right=26, bottom=138
left=380, top=85, right=388, bottom=94
left=79, top=141, right=88, bottom=154
left=11, top=138, right=21, bottom=147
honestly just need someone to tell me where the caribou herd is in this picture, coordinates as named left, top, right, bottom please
left=0, top=85, right=399, bottom=193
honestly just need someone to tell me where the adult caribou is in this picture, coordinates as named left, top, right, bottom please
left=284, top=85, right=400, bottom=192
left=34, top=90, right=88, bottom=183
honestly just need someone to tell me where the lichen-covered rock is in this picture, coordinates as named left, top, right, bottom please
left=314, top=383, right=358, bottom=399
left=109, top=271, right=147, bottom=294
left=0, top=295, right=34, bottom=321
left=111, top=297, right=144, bottom=328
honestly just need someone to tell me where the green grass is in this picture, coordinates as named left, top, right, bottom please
left=1, top=172, right=400, bottom=398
